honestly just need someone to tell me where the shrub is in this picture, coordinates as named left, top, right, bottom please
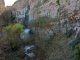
left=1, top=23, right=23, bottom=51
left=2, top=23, right=23, bottom=34
left=29, top=16, right=58, bottom=28
left=75, top=45, right=80, bottom=60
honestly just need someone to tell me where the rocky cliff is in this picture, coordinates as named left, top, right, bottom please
left=29, top=0, right=80, bottom=21
left=0, top=0, right=5, bottom=16
left=11, top=0, right=80, bottom=32
left=29, top=0, right=59, bottom=21
left=10, top=0, right=80, bottom=33
left=12, top=0, right=29, bottom=23
left=28, top=0, right=80, bottom=33
left=60, top=0, right=80, bottom=33
left=10, top=0, right=80, bottom=23
left=0, top=0, right=5, bottom=6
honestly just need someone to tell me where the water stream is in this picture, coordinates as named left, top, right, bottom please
left=20, top=28, right=36, bottom=59
left=20, top=28, right=30, bottom=39
left=24, top=45, right=35, bottom=58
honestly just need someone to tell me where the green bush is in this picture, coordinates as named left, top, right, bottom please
left=29, top=16, right=58, bottom=28
left=1, top=23, right=23, bottom=51
left=2, top=23, right=23, bottom=34
left=75, top=45, right=80, bottom=60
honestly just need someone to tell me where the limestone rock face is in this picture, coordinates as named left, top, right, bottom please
left=28, top=0, right=80, bottom=22
left=60, top=0, right=80, bottom=32
left=12, top=0, right=29, bottom=23
left=7, top=0, right=80, bottom=32
left=0, top=0, right=5, bottom=15
left=29, top=0, right=59, bottom=21
left=0, top=0, right=5, bottom=6
left=28, top=0, right=80, bottom=34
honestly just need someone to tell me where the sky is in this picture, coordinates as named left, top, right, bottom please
left=4, top=0, right=17, bottom=6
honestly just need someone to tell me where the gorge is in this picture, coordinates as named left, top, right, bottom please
left=0, top=0, right=80, bottom=60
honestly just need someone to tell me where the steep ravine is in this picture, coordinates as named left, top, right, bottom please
left=0, top=0, right=80, bottom=60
